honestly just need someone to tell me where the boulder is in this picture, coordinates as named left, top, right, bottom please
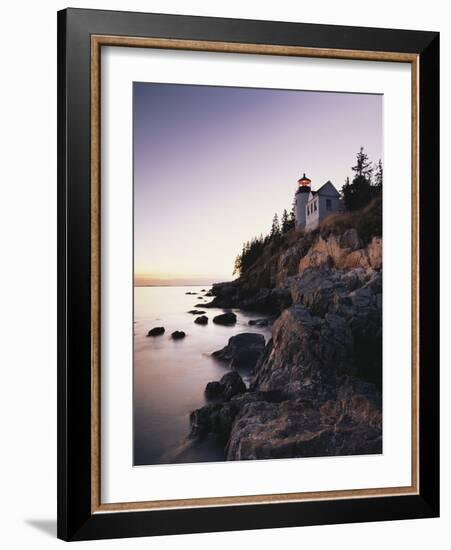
left=239, top=288, right=292, bottom=314
left=212, top=312, right=237, bottom=325
left=147, top=327, right=165, bottom=337
left=339, top=228, right=362, bottom=251
left=220, top=371, right=247, bottom=400
left=204, top=371, right=246, bottom=401
left=189, top=402, right=239, bottom=439
left=342, top=249, right=371, bottom=271
left=212, top=333, right=265, bottom=368
left=171, top=331, right=186, bottom=340
left=187, top=309, right=205, bottom=315
left=194, top=315, right=208, bottom=325
left=204, top=381, right=223, bottom=399
left=251, top=306, right=354, bottom=393
left=298, top=232, right=381, bottom=273
left=299, top=250, right=334, bottom=273
left=226, top=394, right=382, bottom=460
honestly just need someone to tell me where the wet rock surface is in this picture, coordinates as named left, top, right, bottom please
left=147, top=327, right=165, bottom=337
left=204, top=371, right=246, bottom=401
left=194, top=315, right=208, bottom=325
left=212, top=312, right=237, bottom=325
left=171, top=331, right=186, bottom=340
left=212, top=333, right=265, bottom=369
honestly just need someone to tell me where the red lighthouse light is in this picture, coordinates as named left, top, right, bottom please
left=298, top=173, right=311, bottom=187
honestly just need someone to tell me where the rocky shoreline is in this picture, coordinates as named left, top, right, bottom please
left=188, top=226, right=383, bottom=460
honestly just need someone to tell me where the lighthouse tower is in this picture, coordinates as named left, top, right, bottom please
left=294, top=173, right=311, bottom=229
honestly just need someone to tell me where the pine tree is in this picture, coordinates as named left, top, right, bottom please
left=352, top=147, right=373, bottom=181
left=374, top=159, right=383, bottom=191
left=270, top=213, right=280, bottom=238
left=281, top=209, right=290, bottom=233
left=341, top=176, right=350, bottom=196
left=343, top=148, right=374, bottom=211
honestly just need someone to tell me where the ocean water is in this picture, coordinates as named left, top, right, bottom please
left=133, top=285, right=271, bottom=466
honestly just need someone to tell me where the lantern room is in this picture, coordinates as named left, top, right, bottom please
left=298, top=173, right=311, bottom=187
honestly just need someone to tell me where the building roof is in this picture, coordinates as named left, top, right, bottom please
left=305, top=181, right=340, bottom=205
left=311, top=180, right=340, bottom=198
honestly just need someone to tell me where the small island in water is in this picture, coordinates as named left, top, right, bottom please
left=134, top=147, right=383, bottom=465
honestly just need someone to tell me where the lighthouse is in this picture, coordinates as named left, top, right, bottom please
left=294, top=173, right=311, bottom=229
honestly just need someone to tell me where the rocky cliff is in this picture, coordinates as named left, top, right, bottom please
left=190, top=202, right=383, bottom=461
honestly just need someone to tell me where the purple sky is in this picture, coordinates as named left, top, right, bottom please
left=134, top=83, right=382, bottom=284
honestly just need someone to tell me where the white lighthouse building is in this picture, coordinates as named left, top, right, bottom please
left=294, top=173, right=312, bottom=229
left=294, top=173, right=343, bottom=231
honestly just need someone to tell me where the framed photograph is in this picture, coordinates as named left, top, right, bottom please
left=57, top=8, right=439, bottom=541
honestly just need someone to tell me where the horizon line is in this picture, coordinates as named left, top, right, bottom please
left=134, top=276, right=233, bottom=286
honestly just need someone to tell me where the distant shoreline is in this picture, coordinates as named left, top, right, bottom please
left=134, top=280, right=232, bottom=288
left=135, top=284, right=212, bottom=288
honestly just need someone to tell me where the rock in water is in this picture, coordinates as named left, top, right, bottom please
left=212, top=332, right=265, bottom=368
left=194, top=315, right=208, bottom=325
left=190, top=401, right=239, bottom=439
left=187, top=309, right=206, bottom=315
left=204, top=371, right=247, bottom=401
left=219, top=371, right=246, bottom=400
left=204, top=381, right=223, bottom=398
left=212, top=312, right=237, bottom=325
left=147, top=327, right=165, bottom=337
left=171, top=331, right=186, bottom=340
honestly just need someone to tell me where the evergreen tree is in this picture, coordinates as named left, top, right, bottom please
left=233, top=235, right=267, bottom=276
left=352, top=147, right=373, bottom=181
left=281, top=209, right=290, bottom=233
left=287, top=202, right=296, bottom=231
left=374, top=158, right=383, bottom=191
left=343, top=148, right=374, bottom=211
left=341, top=176, right=350, bottom=198
left=270, top=213, right=280, bottom=238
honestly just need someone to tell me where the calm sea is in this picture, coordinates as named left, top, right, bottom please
left=133, top=285, right=271, bottom=466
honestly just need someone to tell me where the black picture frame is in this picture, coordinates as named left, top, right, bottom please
left=57, top=8, right=439, bottom=541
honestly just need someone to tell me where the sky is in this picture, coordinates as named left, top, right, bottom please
left=134, top=83, right=382, bottom=285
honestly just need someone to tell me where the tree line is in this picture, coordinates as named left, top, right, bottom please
left=232, top=207, right=295, bottom=276
left=342, top=147, right=382, bottom=211
left=233, top=147, right=383, bottom=276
